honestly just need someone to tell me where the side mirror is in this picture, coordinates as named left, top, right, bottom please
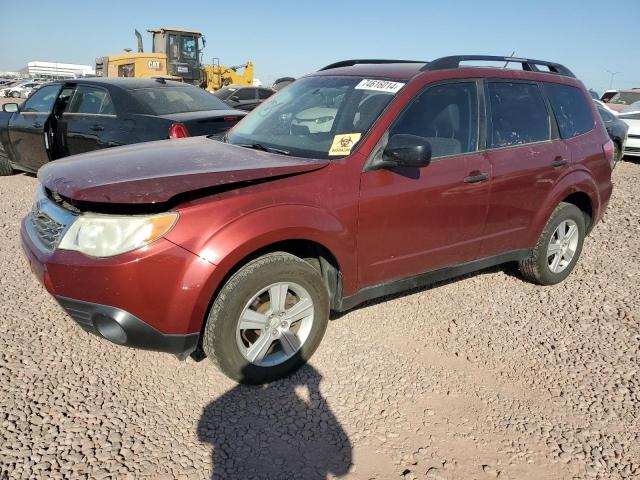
left=382, top=134, right=432, bottom=168
left=229, top=95, right=239, bottom=102
left=2, top=103, right=19, bottom=113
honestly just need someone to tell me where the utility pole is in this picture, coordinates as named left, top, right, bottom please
left=606, top=70, right=622, bottom=89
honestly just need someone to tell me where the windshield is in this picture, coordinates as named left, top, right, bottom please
left=226, top=76, right=404, bottom=159
left=609, top=91, right=640, bottom=105
left=131, top=86, right=230, bottom=115
left=214, top=87, right=237, bottom=100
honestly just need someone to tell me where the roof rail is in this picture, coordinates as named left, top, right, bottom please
left=319, top=59, right=427, bottom=71
left=421, top=55, right=575, bottom=78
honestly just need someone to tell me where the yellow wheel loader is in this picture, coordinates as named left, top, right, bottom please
left=96, top=28, right=254, bottom=91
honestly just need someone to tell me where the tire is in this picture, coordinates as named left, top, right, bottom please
left=613, top=142, right=622, bottom=167
left=519, top=202, right=586, bottom=285
left=202, top=252, right=330, bottom=384
left=0, top=147, right=13, bottom=176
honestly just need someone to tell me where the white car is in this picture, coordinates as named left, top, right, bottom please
left=619, top=102, right=640, bottom=157
left=0, top=81, right=41, bottom=98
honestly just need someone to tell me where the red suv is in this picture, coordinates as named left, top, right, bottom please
left=21, top=55, right=614, bottom=384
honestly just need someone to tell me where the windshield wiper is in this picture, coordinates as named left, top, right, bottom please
left=237, top=143, right=291, bottom=155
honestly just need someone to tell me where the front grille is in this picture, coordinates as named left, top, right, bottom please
left=30, top=209, right=66, bottom=250
left=627, top=134, right=640, bottom=139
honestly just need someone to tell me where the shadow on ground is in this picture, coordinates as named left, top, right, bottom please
left=198, top=364, right=352, bottom=480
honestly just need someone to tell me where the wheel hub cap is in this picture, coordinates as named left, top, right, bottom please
left=236, top=282, right=314, bottom=367
left=547, top=219, right=579, bottom=274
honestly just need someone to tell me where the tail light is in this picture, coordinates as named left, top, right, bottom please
left=224, top=116, right=239, bottom=122
left=602, top=139, right=615, bottom=169
left=169, top=123, right=189, bottom=139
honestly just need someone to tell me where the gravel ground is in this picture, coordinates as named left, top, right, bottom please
left=0, top=160, right=639, bottom=480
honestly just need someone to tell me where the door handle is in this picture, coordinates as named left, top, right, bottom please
left=90, top=125, right=104, bottom=132
left=551, top=157, right=568, bottom=167
left=464, top=172, right=489, bottom=184
left=32, top=122, right=43, bottom=128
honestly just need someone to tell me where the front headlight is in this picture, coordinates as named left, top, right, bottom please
left=58, top=212, right=179, bottom=258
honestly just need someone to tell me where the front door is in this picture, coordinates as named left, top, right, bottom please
left=358, top=81, right=491, bottom=288
left=7, top=84, right=61, bottom=171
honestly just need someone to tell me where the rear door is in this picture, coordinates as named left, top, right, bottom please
left=481, top=80, right=570, bottom=256
left=60, top=85, right=119, bottom=155
left=7, top=84, right=61, bottom=171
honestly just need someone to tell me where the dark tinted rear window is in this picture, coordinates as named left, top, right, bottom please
left=488, top=82, right=550, bottom=148
left=544, top=84, right=594, bottom=138
left=131, top=86, right=229, bottom=115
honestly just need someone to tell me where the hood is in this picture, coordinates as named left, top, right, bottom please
left=39, top=137, right=328, bottom=205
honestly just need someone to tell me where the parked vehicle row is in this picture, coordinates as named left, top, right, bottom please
left=0, top=78, right=246, bottom=176
left=1, top=80, right=44, bottom=98
left=594, top=100, right=628, bottom=164
left=213, top=85, right=275, bottom=111
left=600, top=88, right=640, bottom=112
left=20, top=55, right=614, bottom=384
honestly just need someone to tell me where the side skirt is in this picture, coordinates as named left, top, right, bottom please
left=335, top=249, right=531, bottom=312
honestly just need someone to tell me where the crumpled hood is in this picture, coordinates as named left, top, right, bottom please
left=39, top=137, right=328, bottom=204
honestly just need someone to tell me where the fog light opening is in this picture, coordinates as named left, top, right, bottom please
left=93, top=313, right=127, bottom=345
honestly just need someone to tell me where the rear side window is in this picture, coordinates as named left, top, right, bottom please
left=131, top=86, right=229, bottom=114
left=389, top=82, right=478, bottom=158
left=544, top=84, right=593, bottom=138
left=488, top=82, right=550, bottom=148
left=258, top=88, right=273, bottom=100
left=69, top=86, right=115, bottom=115
left=235, top=88, right=256, bottom=101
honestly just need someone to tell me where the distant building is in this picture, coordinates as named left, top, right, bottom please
left=20, top=61, right=95, bottom=79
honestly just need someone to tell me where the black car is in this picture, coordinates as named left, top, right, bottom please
left=595, top=101, right=628, bottom=165
left=213, top=85, right=275, bottom=111
left=0, top=78, right=246, bottom=176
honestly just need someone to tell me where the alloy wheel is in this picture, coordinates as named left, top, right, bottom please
left=547, top=219, right=580, bottom=273
left=236, top=281, right=314, bottom=367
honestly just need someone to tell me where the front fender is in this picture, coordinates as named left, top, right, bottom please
left=528, top=168, right=600, bottom=245
left=173, top=204, right=357, bottom=332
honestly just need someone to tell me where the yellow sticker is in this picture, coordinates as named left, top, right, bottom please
left=328, top=133, right=362, bottom=156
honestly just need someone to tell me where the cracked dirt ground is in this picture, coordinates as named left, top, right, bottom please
left=0, top=160, right=638, bottom=479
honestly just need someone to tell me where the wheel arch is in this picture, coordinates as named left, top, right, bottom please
left=188, top=236, right=344, bottom=361
left=529, top=171, right=600, bottom=245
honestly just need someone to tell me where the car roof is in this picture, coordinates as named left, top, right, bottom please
left=60, top=77, right=191, bottom=90
left=311, top=56, right=579, bottom=84
left=313, top=62, right=427, bottom=81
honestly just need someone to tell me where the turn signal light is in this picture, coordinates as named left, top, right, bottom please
left=169, top=123, right=190, bottom=139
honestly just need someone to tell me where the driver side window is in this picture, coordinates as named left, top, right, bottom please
left=20, top=85, right=60, bottom=113
left=389, top=82, right=479, bottom=159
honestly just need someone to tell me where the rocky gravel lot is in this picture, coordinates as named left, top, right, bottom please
left=1, top=161, right=639, bottom=480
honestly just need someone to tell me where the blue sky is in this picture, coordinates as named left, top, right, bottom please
left=1, top=0, right=637, bottom=93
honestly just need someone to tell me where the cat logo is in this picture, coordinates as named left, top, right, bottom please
left=148, top=60, right=162, bottom=70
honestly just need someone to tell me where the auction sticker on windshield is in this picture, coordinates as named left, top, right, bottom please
left=355, top=79, right=405, bottom=94
left=329, top=133, right=362, bottom=156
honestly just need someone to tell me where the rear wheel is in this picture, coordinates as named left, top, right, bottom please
left=202, top=252, right=330, bottom=384
left=519, top=202, right=586, bottom=285
left=613, top=142, right=622, bottom=166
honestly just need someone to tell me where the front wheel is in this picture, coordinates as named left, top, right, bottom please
left=0, top=147, right=13, bottom=176
left=202, top=252, right=330, bottom=384
left=519, top=202, right=586, bottom=285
